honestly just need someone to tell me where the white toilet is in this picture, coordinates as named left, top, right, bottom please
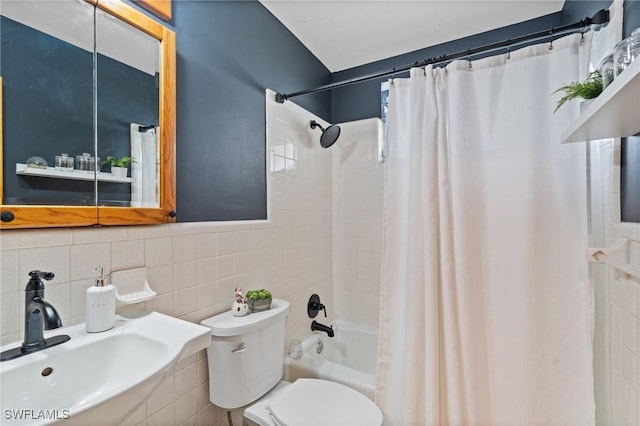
left=201, top=299, right=383, bottom=426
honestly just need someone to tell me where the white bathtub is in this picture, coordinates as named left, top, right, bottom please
left=283, top=320, right=378, bottom=400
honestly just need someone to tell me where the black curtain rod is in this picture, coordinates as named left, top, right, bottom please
left=275, top=8, right=609, bottom=104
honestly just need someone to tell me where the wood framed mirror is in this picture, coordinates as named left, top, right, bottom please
left=0, top=0, right=176, bottom=229
left=134, top=0, right=172, bottom=21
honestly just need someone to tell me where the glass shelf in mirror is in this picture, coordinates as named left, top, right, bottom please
left=15, top=163, right=133, bottom=184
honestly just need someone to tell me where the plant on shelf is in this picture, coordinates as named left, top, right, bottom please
left=102, top=156, right=133, bottom=168
left=553, top=69, right=603, bottom=113
left=102, top=156, right=133, bottom=178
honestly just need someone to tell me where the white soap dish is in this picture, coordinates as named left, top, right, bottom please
left=111, top=267, right=157, bottom=304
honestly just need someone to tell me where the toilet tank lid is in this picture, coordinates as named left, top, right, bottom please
left=200, top=298, right=290, bottom=337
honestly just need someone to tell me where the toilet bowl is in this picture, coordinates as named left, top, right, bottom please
left=244, top=379, right=382, bottom=426
left=200, top=299, right=382, bottom=426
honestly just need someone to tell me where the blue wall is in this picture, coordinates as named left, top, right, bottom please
left=330, top=1, right=613, bottom=123
left=169, top=1, right=331, bottom=221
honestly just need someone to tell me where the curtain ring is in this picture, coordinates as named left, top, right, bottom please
left=466, top=49, right=472, bottom=68
left=548, top=28, right=554, bottom=50
left=390, top=67, right=396, bottom=85
left=580, top=21, right=585, bottom=42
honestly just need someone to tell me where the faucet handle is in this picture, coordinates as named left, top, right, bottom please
left=25, top=270, right=54, bottom=292
left=320, top=304, right=327, bottom=317
left=28, top=270, right=55, bottom=281
left=307, top=294, right=328, bottom=318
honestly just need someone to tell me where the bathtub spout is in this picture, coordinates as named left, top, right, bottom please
left=311, top=320, right=334, bottom=337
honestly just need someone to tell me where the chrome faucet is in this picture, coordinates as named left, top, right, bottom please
left=0, top=270, right=70, bottom=362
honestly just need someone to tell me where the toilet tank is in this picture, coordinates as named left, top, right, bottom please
left=200, top=299, right=290, bottom=409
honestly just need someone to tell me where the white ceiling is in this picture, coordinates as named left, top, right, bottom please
left=259, top=1, right=566, bottom=72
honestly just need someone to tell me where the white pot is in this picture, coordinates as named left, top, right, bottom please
left=232, top=301, right=249, bottom=317
left=111, top=166, right=128, bottom=178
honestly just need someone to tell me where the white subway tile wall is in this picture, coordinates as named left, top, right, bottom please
left=0, top=91, right=338, bottom=426
left=332, top=118, right=384, bottom=327
left=591, top=139, right=640, bottom=426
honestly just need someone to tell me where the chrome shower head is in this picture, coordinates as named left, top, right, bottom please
left=310, top=120, right=341, bottom=149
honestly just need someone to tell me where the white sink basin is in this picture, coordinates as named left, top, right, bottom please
left=0, top=311, right=211, bottom=425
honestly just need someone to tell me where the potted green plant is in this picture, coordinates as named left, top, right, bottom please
left=102, top=156, right=133, bottom=178
left=245, top=289, right=272, bottom=312
left=553, top=70, right=603, bottom=113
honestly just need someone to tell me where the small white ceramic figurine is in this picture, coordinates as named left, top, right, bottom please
left=232, top=287, right=249, bottom=317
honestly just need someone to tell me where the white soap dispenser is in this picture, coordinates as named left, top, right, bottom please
left=86, top=265, right=116, bottom=333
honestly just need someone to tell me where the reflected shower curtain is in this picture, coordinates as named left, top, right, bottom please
left=130, top=123, right=159, bottom=208
left=377, top=34, right=594, bottom=425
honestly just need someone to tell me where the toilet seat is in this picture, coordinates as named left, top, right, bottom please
left=252, top=379, right=382, bottom=426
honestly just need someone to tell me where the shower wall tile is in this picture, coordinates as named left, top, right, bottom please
left=0, top=91, right=334, bottom=426
left=332, top=118, right=384, bottom=327
left=590, top=139, right=640, bottom=425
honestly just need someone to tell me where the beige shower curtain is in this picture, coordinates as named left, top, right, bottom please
left=376, top=33, right=595, bottom=425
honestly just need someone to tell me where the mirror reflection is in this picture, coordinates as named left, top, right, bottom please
left=1, top=0, right=161, bottom=208
left=96, top=5, right=160, bottom=208
left=1, top=0, right=95, bottom=205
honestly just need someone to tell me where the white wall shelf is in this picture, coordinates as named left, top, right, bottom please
left=16, top=163, right=133, bottom=183
left=561, top=58, right=640, bottom=144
